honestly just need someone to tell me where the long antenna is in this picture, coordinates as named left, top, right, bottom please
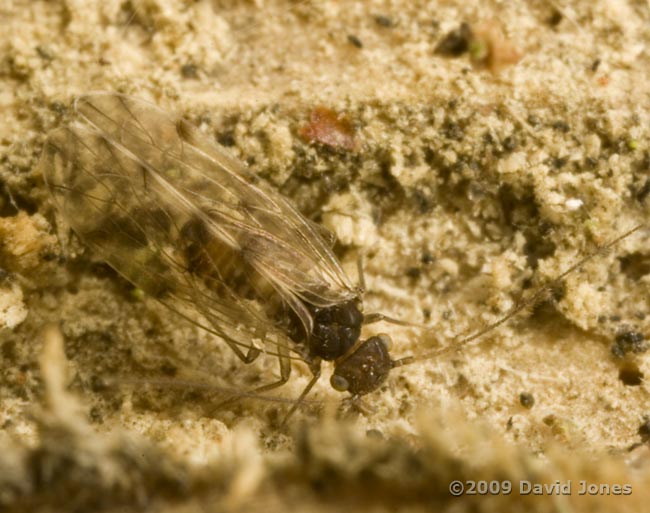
left=394, top=224, right=646, bottom=366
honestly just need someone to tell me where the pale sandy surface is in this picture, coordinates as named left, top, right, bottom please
left=1, top=1, right=650, bottom=512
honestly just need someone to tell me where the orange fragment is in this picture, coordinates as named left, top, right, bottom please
left=299, top=107, right=357, bottom=151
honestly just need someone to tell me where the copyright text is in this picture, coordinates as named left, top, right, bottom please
left=448, top=480, right=632, bottom=496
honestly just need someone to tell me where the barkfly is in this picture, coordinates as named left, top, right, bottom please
left=39, top=93, right=645, bottom=419
left=39, top=92, right=406, bottom=416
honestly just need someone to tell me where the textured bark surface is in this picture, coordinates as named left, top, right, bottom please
left=1, top=1, right=650, bottom=511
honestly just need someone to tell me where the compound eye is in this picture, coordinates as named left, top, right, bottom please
left=377, top=333, right=392, bottom=351
left=330, top=373, right=350, bottom=392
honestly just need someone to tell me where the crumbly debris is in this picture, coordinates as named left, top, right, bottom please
left=2, top=1, right=650, bottom=511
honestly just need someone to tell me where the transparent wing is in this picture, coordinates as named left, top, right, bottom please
left=40, top=124, right=287, bottom=356
left=74, top=93, right=356, bottom=307
left=40, top=93, right=357, bottom=357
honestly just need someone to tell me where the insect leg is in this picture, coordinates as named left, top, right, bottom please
left=344, top=395, right=376, bottom=416
left=363, top=312, right=427, bottom=328
left=357, top=253, right=366, bottom=291
left=221, top=339, right=261, bottom=364
left=197, top=308, right=263, bottom=365
left=209, top=336, right=293, bottom=414
left=251, top=337, right=293, bottom=393
left=281, top=368, right=322, bottom=426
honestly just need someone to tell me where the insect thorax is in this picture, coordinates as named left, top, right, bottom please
left=308, top=301, right=364, bottom=361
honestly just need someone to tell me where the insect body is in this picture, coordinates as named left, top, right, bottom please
left=40, top=93, right=396, bottom=406
left=40, top=93, right=645, bottom=415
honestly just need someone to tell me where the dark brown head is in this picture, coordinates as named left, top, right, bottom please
left=330, top=334, right=394, bottom=396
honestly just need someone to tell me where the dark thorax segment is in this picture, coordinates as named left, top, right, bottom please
left=308, top=301, right=364, bottom=361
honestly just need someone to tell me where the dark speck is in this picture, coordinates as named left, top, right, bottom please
left=217, top=131, right=236, bottom=147
left=443, top=121, right=464, bottom=141
left=90, top=375, right=108, bottom=392
left=421, top=251, right=434, bottom=265
left=548, top=10, right=562, bottom=27
left=591, top=59, right=601, bottom=72
left=434, top=22, right=472, bottom=57
left=519, top=392, right=535, bottom=409
left=503, top=135, right=518, bottom=152
left=551, top=120, right=570, bottom=133
left=161, top=361, right=178, bottom=376
left=50, top=101, right=67, bottom=115
left=36, top=46, right=54, bottom=61
left=617, top=330, right=645, bottom=347
left=406, top=267, right=421, bottom=279
left=181, top=63, right=199, bottom=79
left=2, top=341, right=16, bottom=360
left=89, top=407, right=103, bottom=424
left=611, top=345, right=625, bottom=359
left=42, top=251, right=58, bottom=261
left=527, top=114, right=541, bottom=127
left=640, top=152, right=650, bottom=171
left=347, top=34, right=363, bottom=48
left=619, top=362, right=643, bottom=386
left=612, top=330, right=647, bottom=358
left=412, top=189, right=434, bottom=214
left=374, top=15, right=393, bottom=28
left=639, top=417, right=650, bottom=442
left=636, top=179, right=650, bottom=203
left=553, top=157, right=568, bottom=169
